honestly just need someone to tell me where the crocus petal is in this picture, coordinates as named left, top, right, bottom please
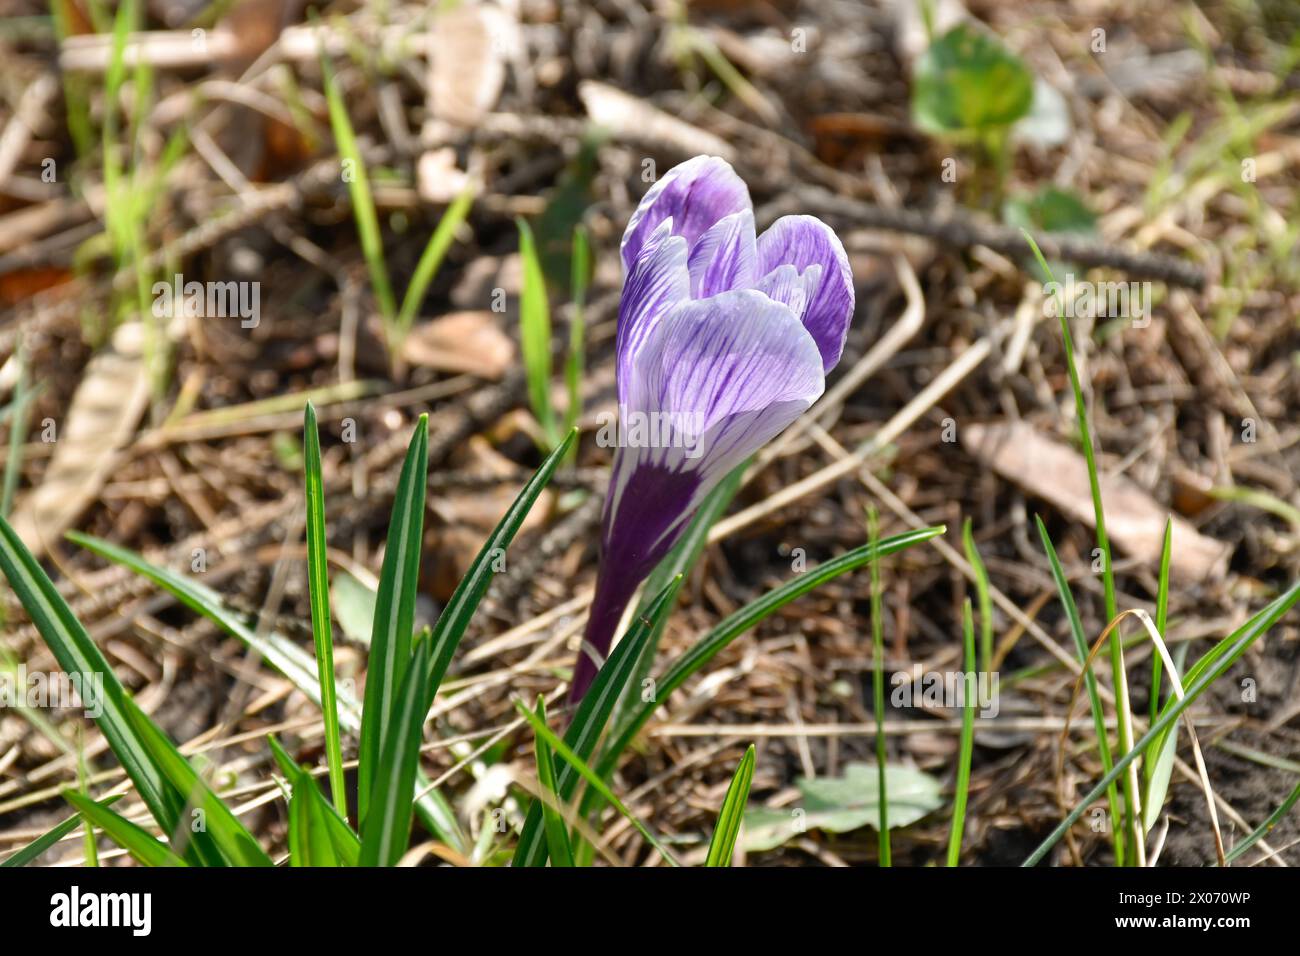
left=609, top=288, right=825, bottom=558
left=687, top=209, right=757, bottom=299
left=615, top=218, right=689, bottom=403
left=757, top=215, right=855, bottom=371
left=755, top=262, right=821, bottom=319
left=573, top=288, right=826, bottom=698
left=621, top=156, right=752, bottom=273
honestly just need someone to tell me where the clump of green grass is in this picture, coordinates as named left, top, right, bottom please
left=1020, top=231, right=1300, bottom=866
left=0, top=403, right=940, bottom=867
left=319, top=40, right=475, bottom=358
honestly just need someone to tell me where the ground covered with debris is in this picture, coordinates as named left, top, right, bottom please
left=0, top=0, right=1297, bottom=866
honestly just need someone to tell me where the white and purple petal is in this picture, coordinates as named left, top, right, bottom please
left=757, top=215, right=855, bottom=371
left=608, top=288, right=825, bottom=560
left=620, top=155, right=752, bottom=274
left=615, top=218, right=689, bottom=403
left=686, top=209, right=757, bottom=299
left=574, top=289, right=826, bottom=698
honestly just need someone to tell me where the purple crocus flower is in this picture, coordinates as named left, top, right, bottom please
left=572, top=155, right=855, bottom=700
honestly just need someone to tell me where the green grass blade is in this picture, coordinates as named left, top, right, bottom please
left=596, top=527, right=947, bottom=781
left=947, top=599, right=977, bottom=866
left=1023, top=581, right=1300, bottom=866
left=395, top=187, right=475, bottom=340
left=62, top=790, right=188, bottom=868
left=64, top=535, right=460, bottom=854
left=1, top=348, right=33, bottom=518
left=705, top=744, right=755, bottom=866
left=961, top=517, right=994, bottom=674
left=360, top=634, right=433, bottom=866
left=268, top=736, right=360, bottom=867
left=1143, top=596, right=1286, bottom=797
left=514, top=699, right=680, bottom=867
left=513, top=575, right=683, bottom=867
left=1222, top=777, right=1300, bottom=865
left=303, top=402, right=347, bottom=818
left=419, top=428, right=578, bottom=710
left=1142, top=520, right=1178, bottom=833
left=64, top=530, right=469, bottom=854
left=269, top=736, right=340, bottom=867
left=517, top=217, right=559, bottom=447
left=1150, top=519, right=1173, bottom=724
left=319, top=40, right=396, bottom=326
left=76, top=739, right=98, bottom=867
left=122, top=699, right=273, bottom=866
left=0, top=514, right=178, bottom=831
left=1036, top=515, right=1124, bottom=864
left=1024, top=229, right=1134, bottom=861
left=358, top=414, right=428, bottom=825
left=531, top=696, right=575, bottom=867
left=868, top=507, right=890, bottom=866
left=1, top=795, right=123, bottom=867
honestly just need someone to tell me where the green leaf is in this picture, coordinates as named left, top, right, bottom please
left=868, top=506, right=890, bottom=866
left=395, top=187, right=475, bottom=340
left=122, top=699, right=273, bottom=867
left=303, top=402, right=347, bottom=818
left=515, top=699, right=679, bottom=867
left=1223, top=777, right=1300, bottom=866
left=513, top=575, right=682, bottom=867
left=947, top=600, right=976, bottom=866
left=332, top=570, right=377, bottom=645
left=360, top=633, right=433, bottom=866
left=912, top=23, right=1034, bottom=136
left=319, top=35, right=395, bottom=325
left=596, top=527, right=947, bottom=781
left=358, top=414, right=428, bottom=826
left=517, top=217, right=559, bottom=447
left=531, top=696, right=574, bottom=868
left=1023, top=582, right=1300, bottom=866
left=705, top=744, right=755, bottom=866
left=961, top=517, right=995, bottom=678
left=1142, top=520, right=1177, bottom=833
left=64, top=530, right=469, bottom=854
left=1024, top=230, right=1135, bottom=864
left=269, top=735, right=359, bottom=867
left=419, top=427, right=578, bottom=713
left=1, top=795, right=123, bottom=867
left=1036, top=516, right=1123, bottom=861
left=0, top=513, right=178, bottom=832
left=62, top=790, right=188, bottom=868
left=743, top=764, right=943, bottom=854
left=1003, top=187, right=1097, bottom=238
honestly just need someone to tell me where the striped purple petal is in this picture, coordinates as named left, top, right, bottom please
left=620, top=155, right=752, bottom=273
left=757, top=215, right=855, bottom=371
left=615, top=218, right=689, bottom=403
left=573, top=289, right=824, bottom=698
left=687, top=209, right=757, bottom=299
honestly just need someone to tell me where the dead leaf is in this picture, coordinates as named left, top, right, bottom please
left=962, top=420, right=1231, bottom=582
left=416, top=147, right=473, bottom=204
left=579, top=80, right=736, bottom=161
left=11, top=322, right=150, bottom=558
left=401, top=311, right=515, bottom=380
left=427, top=5, right=514, bottom=127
